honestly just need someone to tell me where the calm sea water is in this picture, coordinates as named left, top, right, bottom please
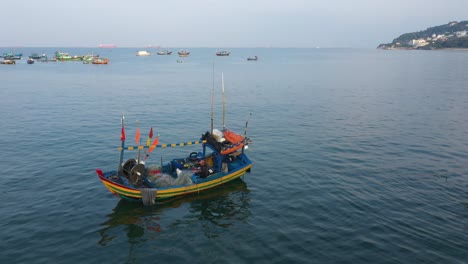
left=0, top=48, right=467, bottom=263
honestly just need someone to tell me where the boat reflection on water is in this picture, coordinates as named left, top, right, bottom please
left=98, top=178, right=251, bottom=246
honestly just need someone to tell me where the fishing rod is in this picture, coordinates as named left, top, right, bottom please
left=222, top=72, right=226, bottom=130
left=244, top=113, right=252, bottom=138
left=242, top=113, right=252, bottom=153
left=118, top=113, right=126, bottom=177
left=211, top=59, right=215, bottom=134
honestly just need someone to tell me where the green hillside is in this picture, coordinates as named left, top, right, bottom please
left=378, top=21, right=468, bottom=49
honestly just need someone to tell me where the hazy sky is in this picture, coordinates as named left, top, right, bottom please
left=1, top=0, right=467, bottom=48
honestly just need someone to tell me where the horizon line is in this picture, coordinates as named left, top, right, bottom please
left=0, top=46, right=367, bottom=49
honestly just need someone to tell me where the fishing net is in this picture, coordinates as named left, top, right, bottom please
left=146, top=167, right=193, bottom=187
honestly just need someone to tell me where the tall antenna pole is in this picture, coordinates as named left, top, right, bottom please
left=135, top=121, right=141, bottom=163
left=242, top=113, right=252, bottom=154
left=211, top=59, right=215, bottom=133
left=118, top=113, right=126, bottom=177
left=222, top=72, right=226, bottom=130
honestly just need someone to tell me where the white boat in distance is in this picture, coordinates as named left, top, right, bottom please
left=136, top=50, right=151, bottom=56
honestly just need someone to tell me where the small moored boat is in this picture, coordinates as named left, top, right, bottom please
left=2, top=53, right=22, bottom=60
left=39, top=54, right=55, bottom=62
left=136, top=50, right=151, bottom=56
left=0, top=59, right=16, bottom=64
left=216, top=51, right=230, bottom=56
left=29, top=53, right=41, bottom=59
left=178, top=50, right=190, bottom=57
left=157, top=50, right=172, bottom=55
left=92, top=57, right=109, bottom=64
left=55, top=52, right=72, bottom=61
left=247, top=56, right=258, bottom=61
left=27, top=58, right=35, bottom=64
left=82, top=54, right=97, bottom=63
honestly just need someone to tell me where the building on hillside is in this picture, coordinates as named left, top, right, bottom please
left=408, top=39, right=429, bottom=48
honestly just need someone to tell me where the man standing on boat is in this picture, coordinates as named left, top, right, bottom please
left=199, top=160, right=209, bottom=178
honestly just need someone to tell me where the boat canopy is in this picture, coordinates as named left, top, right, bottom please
left=223, top=129, right=244, bottom=145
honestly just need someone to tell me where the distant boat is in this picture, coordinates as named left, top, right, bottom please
left=92, top=57, right=109, bottom=64
left=27, top=58, right=34, bottom=64
left=55, top=52, right=72, bottom=61
left=99, top=44, right=117, bottom=48
left=39, top=53, right=54, bottom=62
left=82, top=54, right=97, bottom=63
left=146, top=45, right=160, bottom=49
left=0, top=59, right=16, bottom=64
left=136, top=50, right=151, bottom=56
left=157, top=50, right=172, bottom=55
left=216, top=51, right=230, bottom=56
left=2, top=53, right=13, bottom=60
left=178, top=50, right=190, bottom=57
left=70, top=55, right=83, bottom=61
left=2, top=52, right=22, bottom=60
left=247, top=56, right=258, bottom=61
left=29, top=53, right=41, bottom=59
left=14, top=53, right=23, bottom=59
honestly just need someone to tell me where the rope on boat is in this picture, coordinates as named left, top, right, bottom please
left=119, top=140, right=207, bottom=151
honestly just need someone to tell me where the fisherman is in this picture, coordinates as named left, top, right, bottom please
left=199, top=159, right=210, bottom=178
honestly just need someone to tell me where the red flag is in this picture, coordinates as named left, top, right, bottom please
left=135, top=128, right=141, bottom=145
left=146, top=127, right=153, bottom=146
left=148, top=137, right=159, bottom=153
left=120, top=125, right=126, bottom=141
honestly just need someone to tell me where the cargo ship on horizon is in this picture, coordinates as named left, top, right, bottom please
left=98, top=44, right=117, bottom=48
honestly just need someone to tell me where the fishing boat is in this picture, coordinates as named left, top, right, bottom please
left=92, top=57, right=109, bottom=64
left=70, top=55, right=83, bottom=61
left=247, top=56, right=258, bottom=61
left=40, top=54, right=48, bottom=62
left=157, top=50, right=172, bottom=55
left=39, top=54, right=56, bottom=62
left=27, top=58, right=34, bottom=64
left=54, top=52, right=72, bottom=61
left=0, top=59, right=16, bottom=64
left=2, top=52, right=22, bottom=60
left=82, top=54, right=97, bottom=63
left=96, top=75, right=253, bottom=205
left=136, top=50, right=151, bottom=56
left=29, top=53, right=41, bottom=59
left=216, top=51, right=230, bottom=56
left=2, top=53, right=11, bottom=60
left=178, top=50, right=190, bottom=57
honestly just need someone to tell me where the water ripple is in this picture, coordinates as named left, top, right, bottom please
left=1, top=48, right=467, bottom=263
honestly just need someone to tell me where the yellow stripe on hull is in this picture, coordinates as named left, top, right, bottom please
left=99, top=164, right=252, bottom=200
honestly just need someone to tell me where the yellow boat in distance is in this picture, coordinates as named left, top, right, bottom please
left=97, top=117, right=252, bottom=205
left=178, top=50, right=190, bottom=57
